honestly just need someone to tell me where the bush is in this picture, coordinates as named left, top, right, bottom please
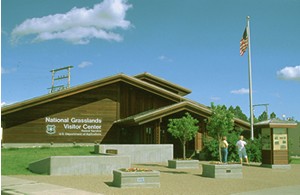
left=227, top=132, right=241, bottom=162
left=245, top=135, right=262, bottom=162
left=202, top=133, right=262, bottom=163
left=202, top=136, right=219, bottom=160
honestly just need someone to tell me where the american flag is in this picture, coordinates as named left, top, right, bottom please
left=240, top=28, right=248, bottom=56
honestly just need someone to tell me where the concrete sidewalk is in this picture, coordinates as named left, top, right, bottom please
left=1, top=176, right=102, bottom=195
left=2, top=176, right=300, bottom=195
left=2, top=163, right=300, bottom=195
left=232, top=185, right=300, bottom=195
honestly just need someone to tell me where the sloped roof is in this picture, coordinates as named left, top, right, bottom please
left=1, top=73, right=187, bottom=115
left=134, top=72, right=191, bottom=96
left=1, top=72, right=250, bottom=130
left=115, top=101, right=250, bottom=129
left=254, top=118, right=298, bottom=128
left=115, top=101, right=211, bottom=125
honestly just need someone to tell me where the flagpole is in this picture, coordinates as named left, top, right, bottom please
left=246, top=16, right=254, bottom=140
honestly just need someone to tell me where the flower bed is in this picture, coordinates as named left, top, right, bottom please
left=113, top=168, right=160, bottom=188
left=119, top=168, right=152, bottom=172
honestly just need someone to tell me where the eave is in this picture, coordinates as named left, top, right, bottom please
left=254, top=119, right=298, bottom=128
left=1, top=73, right=186, bottom=115
left=115, top=101, right=250, bottom=130
left=134, top=72, right=191, bottom=96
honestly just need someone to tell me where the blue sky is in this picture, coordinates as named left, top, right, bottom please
left=1, top=0, right=300, bottom=121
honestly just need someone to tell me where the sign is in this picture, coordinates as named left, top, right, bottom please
left=45, top=117, right=102, bottom=136
left=273, top=128, right=287, bottom=150
left=136, top=177, right=145, bottom=183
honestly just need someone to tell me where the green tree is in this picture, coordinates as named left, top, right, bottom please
left=253, top=114, right=259, bottom=123
left=229, top=106, right=248, bottom=121
left=258, top=111, right=268, bottom=122
left=167, top=112, right=199, bottom=159
left=206, top=103, right=235, bottom=161
left=270, top=112, right=277, bottom=119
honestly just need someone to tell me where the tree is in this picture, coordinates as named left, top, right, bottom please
left=206, top=103, right=234, bottom=161
left=270, top=112, right=276, bottom=119
left=258, top=111, right=268, bottom=122
left=229, top=106, right=248, bottom=122
left=167, top=112, right=199, bottom=159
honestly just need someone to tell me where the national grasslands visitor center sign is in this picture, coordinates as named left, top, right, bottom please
left=1, top=73, right=249, bottom=156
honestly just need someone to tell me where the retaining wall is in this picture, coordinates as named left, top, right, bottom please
left=29, top=155, right=131, bottom=175
left=95, top=144, right=173, bottom=163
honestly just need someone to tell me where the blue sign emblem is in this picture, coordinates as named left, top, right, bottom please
left=46, top=124, right=56, bottom=135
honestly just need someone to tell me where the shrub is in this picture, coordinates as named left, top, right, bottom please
left=202, top=129, right=262, bottom=163
left=245, top=135, right=262, bottom=162
left=203, top=129, right=242, bottom=162
left=202, top=136, right=219, bottom=160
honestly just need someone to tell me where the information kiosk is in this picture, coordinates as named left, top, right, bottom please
left=255, top=119, right=297, bottom=168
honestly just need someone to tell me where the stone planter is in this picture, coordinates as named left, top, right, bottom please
left=113, top=169, right=160, bottom=188
left=168, top=159, right=199, bottom=169
left=202, top=163, right=243, bottom=178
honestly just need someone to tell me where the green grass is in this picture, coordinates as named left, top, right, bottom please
left=290, top=158, right=300, bottom=164
left=1, top=146, right=95, bottom=175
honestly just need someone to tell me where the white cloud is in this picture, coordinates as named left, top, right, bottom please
left=277, top=65, right=300, bottom=81
left=1, top=67, right=17, bottom=74
left=210, top=96, right=221, bottom=101
left=11, top=0, right=132, bottom=44
left=78, top=61, right=92, bottom=68
left=158, top=55, right=173, bottom=62
left=1, top=101, right=16, bottom=107
left=230, top=88, right=249, bottom=95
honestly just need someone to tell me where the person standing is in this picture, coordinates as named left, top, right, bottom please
left=220, top=136, right=229, bottom=163
left=236, top=135, right=249, bottom=165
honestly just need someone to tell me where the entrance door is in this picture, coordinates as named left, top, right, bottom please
left=145, top=127, right=154, bottom=144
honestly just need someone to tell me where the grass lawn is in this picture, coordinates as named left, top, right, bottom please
left=1, top=146, right=95, bottom=175
left=290, top=158, right=300, bottom=164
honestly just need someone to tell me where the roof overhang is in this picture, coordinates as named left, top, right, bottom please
left=114, top=101, right=211, bottom=125
left=254, top=119, right=298, bottom=128
left=1, top=73, right=186, bottom=115
left=134, top=72, right=191, bottom=96
left=115, top=101, right=250, bottom=130
left=1, top=72, right=251, bottom=130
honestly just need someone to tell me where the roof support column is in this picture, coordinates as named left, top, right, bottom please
left=154, top=118, right=162, bottom=144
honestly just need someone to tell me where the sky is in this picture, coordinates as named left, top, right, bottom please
left=1, top=0, right=300, bottom=121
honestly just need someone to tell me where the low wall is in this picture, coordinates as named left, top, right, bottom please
left=29, top=155, right=131, bottom=175
left=202, top=163, right=243, bottom=179
left=168, top=160, right=199, bottom=169
left=95, top=144, right=173, bottom=163
left=1, top=143, right=95, bottom=148
left=113, top=169, right=160, bottom=188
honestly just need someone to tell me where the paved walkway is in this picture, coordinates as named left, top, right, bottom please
left=2, top=175, right=300, bottom=195
left=2, top=163, right=300, bottom=195
left=1, top=176, right=102, bottom=195
left=232, top=185, right=300, bottom=195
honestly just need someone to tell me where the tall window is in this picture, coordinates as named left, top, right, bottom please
left=145, top=127, right=154, bottom=144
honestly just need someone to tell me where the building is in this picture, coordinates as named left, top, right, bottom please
left=1, top=72, right=249, bottom=157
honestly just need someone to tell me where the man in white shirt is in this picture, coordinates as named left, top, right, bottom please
left=236, top=135, right=249, bottom=165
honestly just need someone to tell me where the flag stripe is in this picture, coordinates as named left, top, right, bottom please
left=240, top=28, right=248, bottom=56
